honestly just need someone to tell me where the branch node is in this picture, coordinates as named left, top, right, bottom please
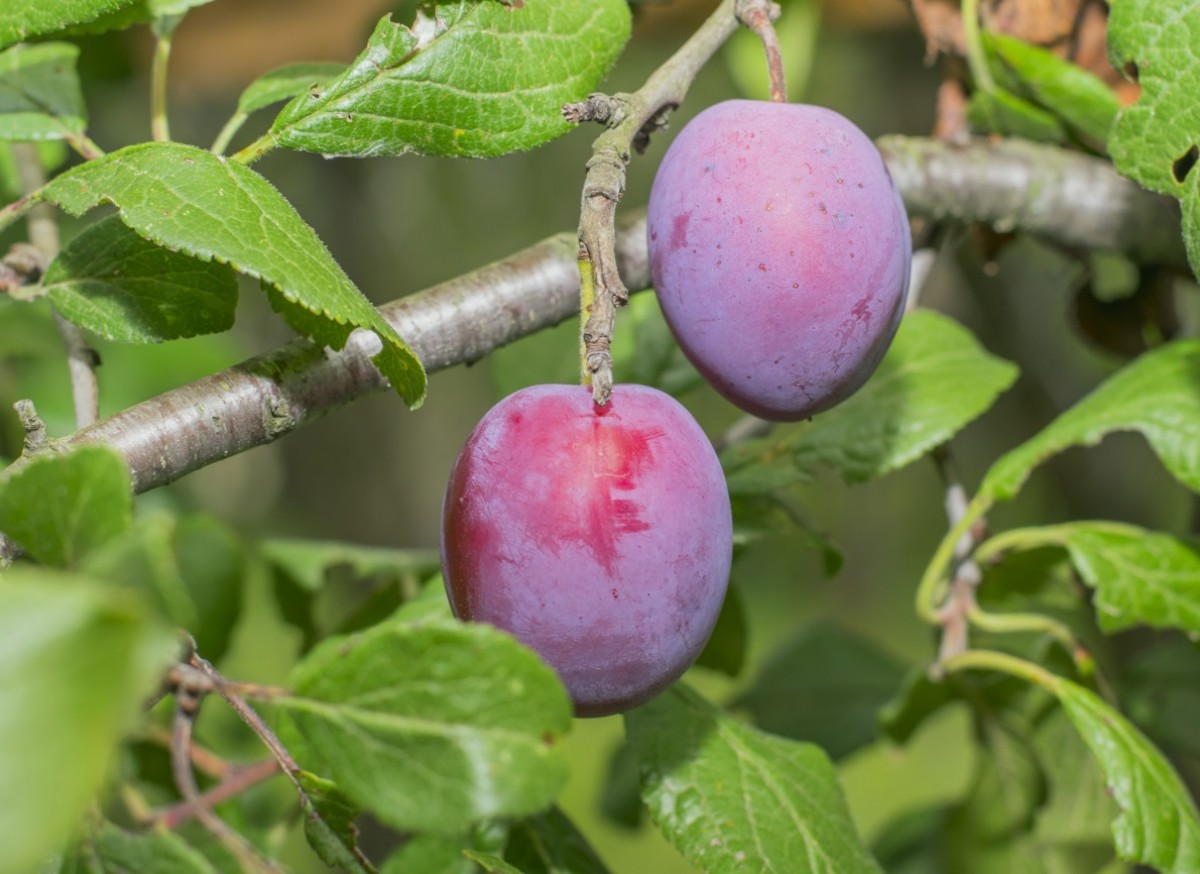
left=562, top=93, right=627, bottom=126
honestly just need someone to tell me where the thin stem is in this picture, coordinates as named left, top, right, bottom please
left=156, top=759, right=280, bottom=829
left=974, top=520, right=1143, bottom=565
left=230, top=133, right=278, bottom=166
left=567, top=0, right=746, bottom=405
left=0, top=194, right=36, bottom=236
left=12, top=144, right=100, bottom=428
left=151, top=31, right=173, bottom=142
left=170, top=675, right=279, bottom=872
left=735, top=0, right=787, bottom=102
left=967, top=605, right=1088, bottom=665
left=64, top=130, right=106, bottom=161
left=941, top=648, right=1060, bottom=690
left=916, top=494, right=992, bottom=623
left=211, top=112, right=249, bottom=156
left=961, top=0, right=995, bottom=93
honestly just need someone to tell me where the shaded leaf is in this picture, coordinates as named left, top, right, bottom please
left=1120, top=636, right=1200, bottom=759
left=276, top=617, right=571, bottom=832
left=262, top=538, right=438, bottom=650
left=0, top=445, right=131, bottom=568
left=0, top=42, right=86, bottom=141
left=981, top=340, right=1200, bottom=501
left=693, top=577, right=745, bottom=678
left=1108, top=0, right=1200, bottom=274
left=268, top=1, right=631, bottom=159
left=722, top=311, right=1017, bottom=486
left=0, top=0, right=140, bottom=50
left=38, top=142, right=426, bottom=406
left=381, top=826, right=505, bottom=874
left=627, top=684, right=881, bottom=873
left=503, top=808, right=610, bottom=874
left=44, top=215, right=239, bottom=343
left=733, top=624, right=908, bottom=760
left=0, top=572, right=175, bottom=874
left=463, top=853, right=523, bottom=874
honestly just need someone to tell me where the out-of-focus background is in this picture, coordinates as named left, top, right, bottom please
left=1, top=1, right=1194, bottom=870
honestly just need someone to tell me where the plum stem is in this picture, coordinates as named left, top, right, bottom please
left=563, top=0, right=754, bottom=405
left=735, top=0, right=787, bottom=103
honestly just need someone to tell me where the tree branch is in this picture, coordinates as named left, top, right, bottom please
left=0, top=137, right=1184, bottom=497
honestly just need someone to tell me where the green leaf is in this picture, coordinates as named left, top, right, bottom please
left=262, top=538, right=439, bottom=650
left=237, top=62, right=346, bottom=116
left=503, top=808, right=610, bottom=874
left=295, top=771, right=376, bottom=874
left=381, top=829, right=500, bottom=874
left=1108, top=0, right=1200, bottom=274
left=986, top=522, right=1200, bottom=637
left=0, top=42, right=86, bottom=141
left=732, top=624, right=908, bottom=760
left=627, top=684, right=881, bottom=873
left=44, top=216, right=239, bottom=344
left=0, top=572, right=175, bottom=874
left=83, top=512, right=244, bottom=662
left=67, top=822, right=220, bottom=873
left=0, top=445, right=132, bottom=568
left=38, top=142, right=426, bottom=406
left=723, top=311, right=1018, bottom=486
left=267, top=0, right=632, bottom=159
left=981, top=340, right=1200, bottom=501
left=0, top=0, right=140, bottom=50
left=967, top=87, right=1068, bottom=143
left=983, top=32, right=1119, bottom=147
left=276, top=617, right=572, bottom=833
left=1048, top=673, right=1200, bottom=872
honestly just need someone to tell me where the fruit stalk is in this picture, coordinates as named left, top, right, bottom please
left=565, top=0, right=779, bottom=405
left=735, top=0, right=787, bottom=103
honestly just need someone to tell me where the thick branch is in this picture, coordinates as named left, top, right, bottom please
left=0, top=138, right=1183, bottom=496
left=878, top=136, right=1188, bottom=267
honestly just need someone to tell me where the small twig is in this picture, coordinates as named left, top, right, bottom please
left=565, top=0, right=746, bottom=405
left=169, top=663, right=280, bottom=872
left=142, top=723, right=235, bottom=779
left=735, top=0, right=786, bottom=102
left=155, top=758, right=280, bottom=829
left=11, top=144, right=100, bottom=429
left=15, top=399, right=48, bottom=455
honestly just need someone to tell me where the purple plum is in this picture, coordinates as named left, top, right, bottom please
left=648, top=100, right=912, bottom=421
left=441, top=383, right=732, bottom=717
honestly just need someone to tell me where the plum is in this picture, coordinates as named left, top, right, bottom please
left=647, top=100, right=911, bottom=421
left=440, top=383, right=732, bottom=717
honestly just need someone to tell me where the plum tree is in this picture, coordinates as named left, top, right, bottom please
left=648, top=100, right=912, bottom=421
left=440, top=383, right=732, bottom=717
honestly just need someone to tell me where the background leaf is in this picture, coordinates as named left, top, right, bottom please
left=0, top=445, right=131, bottom=568
left=294, top=770, right=375, bottom=873
left=0, top=573, right=174, bottom=874
left=0, top=42, right=86, bottom=141
left=39, top=142, right=427, bottom=406
left=83, top=512, right=244, bottom=662
left=721, top=311, right=1018, bottom=487
left=268, top=0, right=632, bottom=158
left=502, top=808, right=610, bottom=874
left=237, top=62, right=346, bottom=116
left=1108, top=0, right=1200, bottom=274
left=64, top=822, right=219, bottom=873
left=981, top=339, right=1200, bottom=501
left=44, top=216, right=239, bottom=344
left=0, top=0, right=139, bottom=50
left=276, top=617, right=572, bottom=833
left=627, top=684, right=882, bottom=873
